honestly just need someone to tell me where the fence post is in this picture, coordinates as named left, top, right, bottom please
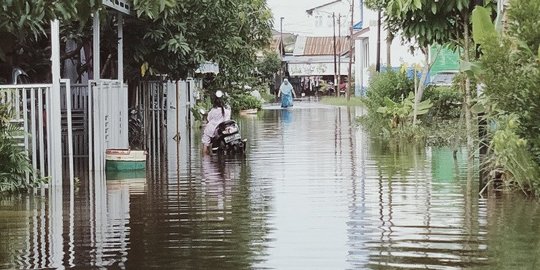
left=50, top=19, right=63, bottom=185
left=61, top=79, right=75, bottom=186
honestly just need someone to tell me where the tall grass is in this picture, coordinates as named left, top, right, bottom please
left=320, top=96, right=365, bottom=107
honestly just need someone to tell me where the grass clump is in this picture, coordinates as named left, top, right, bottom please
left=320, top=96, right=365, bottom=107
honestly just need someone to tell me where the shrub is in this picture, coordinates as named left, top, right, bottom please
left=229, top=93, right=262, bottom=112
left=0, top=101, right=41, bottom=193
left=423, top=86, right=462, bottom=120
left=376, top=92, right=433, bottom=130
left=359, top=66, right=466, bottom=146
left=259, top=90, right=275, bottom=103
left=358, top=68, right=414, bottom=133
left=486, top=114, right=540, bottom=196
left=364, top=68, right=415, bottom=114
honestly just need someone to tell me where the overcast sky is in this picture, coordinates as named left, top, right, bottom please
left=266, top=0, right=331, bottom=35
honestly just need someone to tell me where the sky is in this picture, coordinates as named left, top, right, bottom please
left=266, top=0, right=331, bottom=35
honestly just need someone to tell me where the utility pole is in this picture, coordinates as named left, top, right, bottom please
left=347, top=0, right=355, bottom=100
left=279, top=16, right=284, bottom=99
left=280, top=17, right=284, bottom=77
left=333, top=12, right=337, bottom=95
left=376, top=9, right=381, bottom=72
left=280, top=17, right=284, bottom=55
left=337, top=15, right=341, bottom=97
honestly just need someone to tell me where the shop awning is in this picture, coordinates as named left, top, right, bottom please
left=288, top=62, right=351, bottom=76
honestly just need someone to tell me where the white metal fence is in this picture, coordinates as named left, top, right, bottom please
left=0, top=82, right=73, bottom=185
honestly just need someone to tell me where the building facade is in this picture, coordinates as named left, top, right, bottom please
left=304, top=0, right=426, bottom=96
left=285, top=36, right=350, bottom=96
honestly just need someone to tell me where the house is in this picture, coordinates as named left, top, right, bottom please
left=305, top=0, right=425, bottom=96
left=284, top=36, right=351, bottom=96
left=305, top=0, right=359, bottom=37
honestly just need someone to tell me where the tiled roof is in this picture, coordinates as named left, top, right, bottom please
left=303, top=36, right=349, bottom=56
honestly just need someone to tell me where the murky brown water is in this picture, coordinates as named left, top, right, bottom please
left=1, top=103, right=540, bottom=269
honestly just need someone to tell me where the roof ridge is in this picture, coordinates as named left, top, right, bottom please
left=306, top=0, right=343, bottom=15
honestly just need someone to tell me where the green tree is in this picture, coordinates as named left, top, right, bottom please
left=0, top=0, right=273, bottom=83
left=125, top=0, right=273, bottom=82
left=369, top=0, right=497, bottom=158
left=0, top=0, right=98, bottom=81
left=255, top=51, right=281, bottom=85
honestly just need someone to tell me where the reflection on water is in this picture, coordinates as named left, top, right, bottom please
left=281, top=109, right=293, bottom=124
left=1, top=103, right=540, bottom=269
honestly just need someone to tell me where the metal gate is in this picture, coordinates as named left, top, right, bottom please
left=135, top=80, right=168, bottom=179
left=134, top=79, right=198, bottom=179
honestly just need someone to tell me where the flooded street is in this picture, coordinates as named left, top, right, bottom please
left=2, top=103, right=540, bottom=269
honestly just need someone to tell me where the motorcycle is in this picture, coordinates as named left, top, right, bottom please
left=199, top=108, right=247, bottom=155
left=210, top=120, right=247, bottom=155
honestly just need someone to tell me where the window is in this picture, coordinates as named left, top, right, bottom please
left=363, top=42, right=369, bottom=68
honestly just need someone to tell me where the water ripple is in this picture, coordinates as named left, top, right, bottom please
left=1, top=105, right=539, bottom=269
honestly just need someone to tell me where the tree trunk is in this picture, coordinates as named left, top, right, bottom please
left=412, top=47, right=430, bottom=126
left=386, top=29, right=393, bottom=67
left=412, top=46, right=442, bottom=125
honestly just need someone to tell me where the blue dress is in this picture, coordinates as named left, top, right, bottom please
left=280, top=83, right=294, bottom=108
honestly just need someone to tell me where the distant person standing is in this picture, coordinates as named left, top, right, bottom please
left=278, top=78, right=296, bottom=108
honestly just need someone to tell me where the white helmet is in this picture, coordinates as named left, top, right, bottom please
left=215, top=90, right=224, bottom=98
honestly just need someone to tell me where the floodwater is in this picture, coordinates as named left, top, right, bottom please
left=2, top=103, right=540, bottom=269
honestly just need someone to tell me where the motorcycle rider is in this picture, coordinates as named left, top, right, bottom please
left=202, top=90, right=231, bottom=154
